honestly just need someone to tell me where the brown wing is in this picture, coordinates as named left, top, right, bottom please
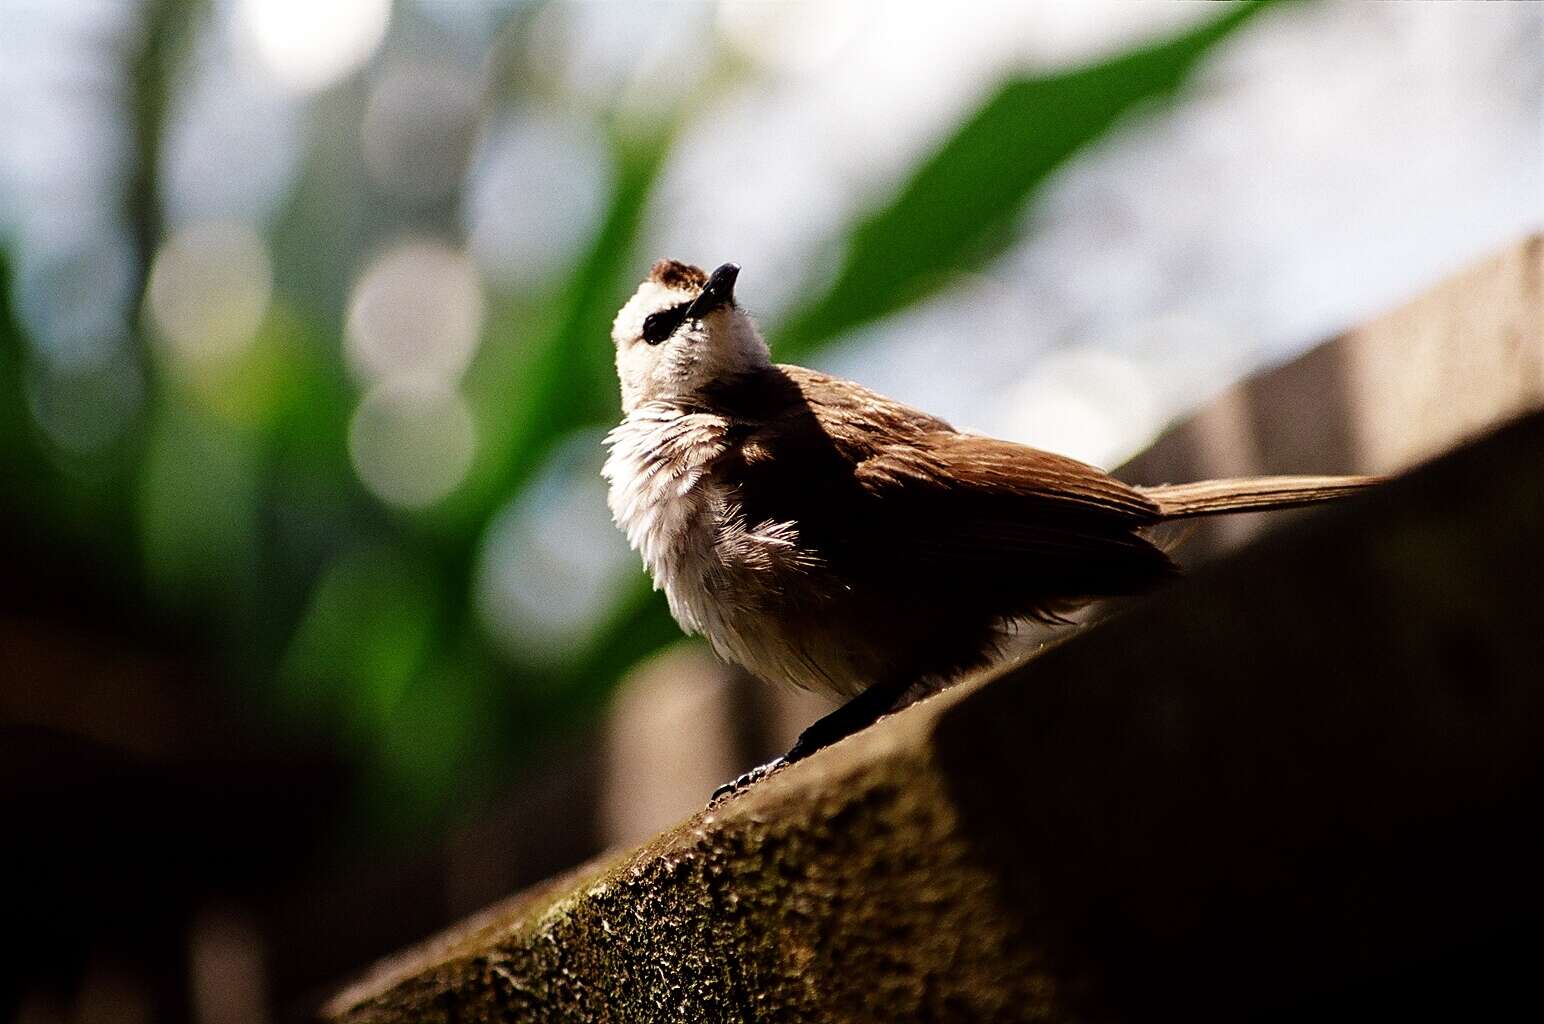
left=712, top=365, right=1178, bottom=619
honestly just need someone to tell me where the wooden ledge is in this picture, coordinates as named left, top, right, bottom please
left=326, top=238, right=1543, bottom=1022
left=327, top=408, right=1544, bottom=1021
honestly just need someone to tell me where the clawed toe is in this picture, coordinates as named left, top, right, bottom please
left=709, top=757, right=788, bottom=804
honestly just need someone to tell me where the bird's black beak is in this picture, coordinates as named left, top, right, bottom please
left=685, top=263, right=739, bottom=320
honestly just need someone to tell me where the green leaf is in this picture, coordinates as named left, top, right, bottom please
left=776, top=0, right=1276, bottom=358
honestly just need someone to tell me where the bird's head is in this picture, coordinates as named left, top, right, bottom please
left=611, top=260, right=769, bottom=412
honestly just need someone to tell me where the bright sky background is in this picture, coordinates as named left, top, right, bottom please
left=1, top=0, right=1539, bottom=651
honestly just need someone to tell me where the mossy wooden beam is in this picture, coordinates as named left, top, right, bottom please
left=326, top=408, right=1544, bottom=1022
left=326, top=238, right=1544, bottom=1022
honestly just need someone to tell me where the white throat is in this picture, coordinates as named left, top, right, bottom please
left=614, top=306, right=772, bottom=413
left=601, top=403, right=733, bottom=633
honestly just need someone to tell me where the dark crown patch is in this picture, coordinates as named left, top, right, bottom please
left=649, top=259, right=708, bottom=290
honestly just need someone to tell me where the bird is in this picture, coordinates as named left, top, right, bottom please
left=603, top=259, right=1379, bottom=798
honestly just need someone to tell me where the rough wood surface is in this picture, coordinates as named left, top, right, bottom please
left=324, top=677, right=1062, bottom=1022
left=325, top=241, right=1544, bottom=1023
left=327, top=411, right=1544, bottom=1023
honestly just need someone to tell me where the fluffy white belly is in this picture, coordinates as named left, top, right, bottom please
left=603, top=406, right=854, bottom=696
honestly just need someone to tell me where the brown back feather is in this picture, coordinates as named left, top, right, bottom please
left=708, top=366, right=1179, bottom=620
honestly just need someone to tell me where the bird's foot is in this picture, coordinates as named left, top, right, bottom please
left=706, top=684, right=907, bottom=806
left=706, top=706, right=875, bottom=805
left=709, top=756, right=789, bottom=805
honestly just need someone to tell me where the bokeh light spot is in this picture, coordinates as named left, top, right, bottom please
left=361, top=62, right=481, bottom=204
left=345, top=239, right=485, bottom=386
left=474, top=431, right=636, bottom=669
left=463, top=112, right=611, bottom=289
left=146, top=219, right=273, bottom=366
left=26, top=352, right=145, bottom=454
left=348, top=381, right=477, bottom=510
left=239, top=0, right=391, bottom=94
left=716, top=0, right=866, bottom=75
left=14, top=238, right=137, bottom=371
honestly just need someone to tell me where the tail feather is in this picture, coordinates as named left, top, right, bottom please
left=1140, top=474, right=1381, bottom=519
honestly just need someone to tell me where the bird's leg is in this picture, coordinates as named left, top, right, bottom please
left=783, top=676, right=914, bottom=762
left=710, top=677, right=913, bottom=803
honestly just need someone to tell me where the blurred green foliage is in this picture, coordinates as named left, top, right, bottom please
left=777, top=0, right=1269, bottom=357
left=0, top=0, right=1275, bottom=840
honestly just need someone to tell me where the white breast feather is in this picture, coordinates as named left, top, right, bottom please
left=603, top=404, right=849, bottom=694
left=602, top=404, right=731, bottom=635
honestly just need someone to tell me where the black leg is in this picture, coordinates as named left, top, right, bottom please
left=710, top=677, right=913, bottom=803
left=783, top=676, right=914, bottom=763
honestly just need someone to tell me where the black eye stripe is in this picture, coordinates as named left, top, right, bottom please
left=642, top=301, right=692, bottom=345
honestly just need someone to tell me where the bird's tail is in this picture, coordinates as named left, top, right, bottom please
left=1140, top=474, right=1381, bottom=519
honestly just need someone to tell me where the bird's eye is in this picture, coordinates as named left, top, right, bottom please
left=641, top=312, right=670, bottom=345
left=641, top=302, right=690, bottom=345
